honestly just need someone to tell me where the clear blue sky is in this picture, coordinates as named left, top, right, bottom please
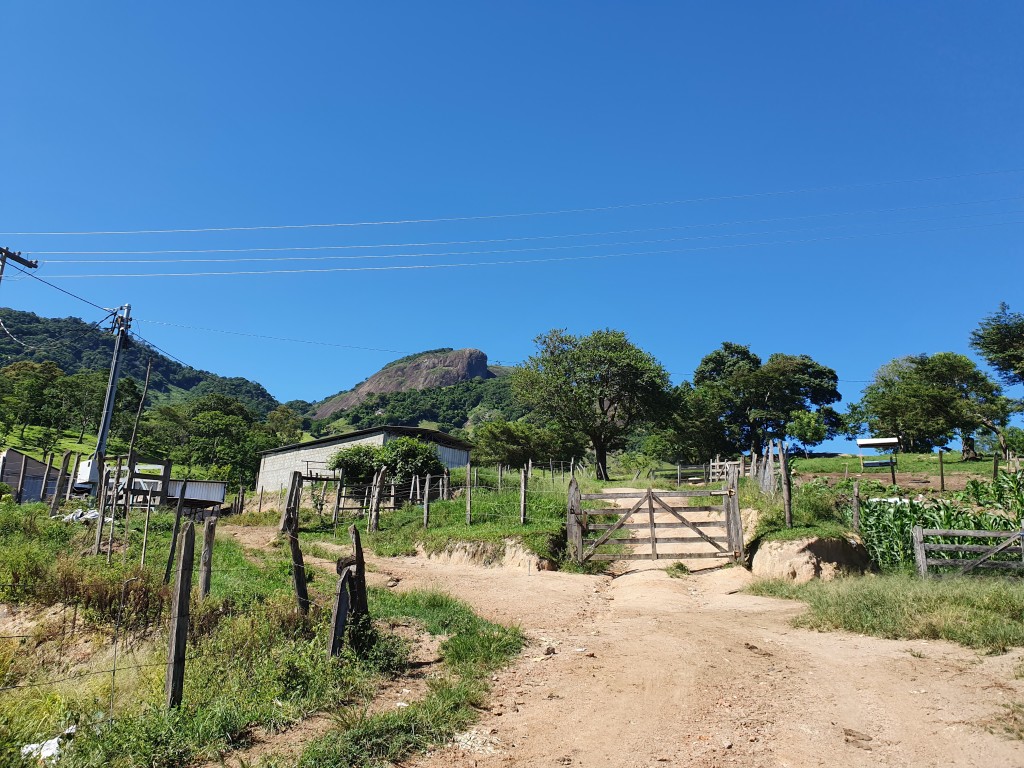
left=2, top=3, right=1022, bottom=448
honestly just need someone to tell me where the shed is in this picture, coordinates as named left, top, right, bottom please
left=256, top=426, right=471, bottom=493
left=0, top=448, right=72, bottom=503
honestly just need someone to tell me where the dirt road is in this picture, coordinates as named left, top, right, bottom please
left=223, top=498, right=1024, bottom=768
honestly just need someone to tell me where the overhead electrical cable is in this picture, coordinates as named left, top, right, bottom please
left=24, top=194, right=1024, bottom=257
left=29, top=207, right=1024, bottom=265
left=6, top=261, right=113, bottom=311
left=4, top=166, right=1024, bottom=236
left=135, top=319, right=406, bottom=354
left=35, top=218, right=1024, bottom=279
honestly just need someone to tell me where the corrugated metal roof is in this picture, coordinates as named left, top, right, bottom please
left=259, top=425, right=472, bottom=456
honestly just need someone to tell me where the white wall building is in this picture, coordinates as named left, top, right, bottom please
left=256, top=426, right=471, bottom=492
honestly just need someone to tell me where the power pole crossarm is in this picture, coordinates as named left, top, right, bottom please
left=0, top=246, right=38, bottom=291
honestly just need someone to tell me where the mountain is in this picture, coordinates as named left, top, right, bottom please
left=0, top=309, right=280, bottom=416
left=313, top=348, right=496, bottom=419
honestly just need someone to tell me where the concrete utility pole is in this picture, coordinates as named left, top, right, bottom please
left=88, top=304, right=132, bottom=489
left=0, top=247, right=39, bottom=290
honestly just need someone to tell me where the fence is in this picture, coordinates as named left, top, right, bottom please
left=912, top=524, right=1024, bottom=576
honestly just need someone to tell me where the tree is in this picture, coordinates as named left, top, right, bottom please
left=971, top=303, right=1024, bottom=385
left=327, top=438, right=444, bottom=485
left=854, top=353, right=1018, bottom=457
left=786, top=410, right=828, bottom=457
left=692, top=343, right=841, bottom=456
left=472, top=420, right=586, bottom=467
left=1, top=361, right=64, bottom=438
left=327, top=444, right=381, bottom=485
left=647, top=383, right=733, bottom=464
left=511, top=329, right=671, bottom=479
left=265, top=405, right=303, bottom=445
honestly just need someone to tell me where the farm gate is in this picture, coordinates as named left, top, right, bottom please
left=566, top=472, right=743, bottom=565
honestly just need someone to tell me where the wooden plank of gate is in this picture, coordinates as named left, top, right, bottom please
left=581, top=494, right=647, bottom=561
left=651, top=493, right=727, bottom=552
left=958, top=532, right=1023, bottom=575
left=587, top=521, right=726, bottom=531
left=922, top=529, right=1018, bottom=538
left=646, top=491, right=657, bottom=560
left=591, top=552, right=734, bottom=561
left=652, top=536, right=729, bottom=545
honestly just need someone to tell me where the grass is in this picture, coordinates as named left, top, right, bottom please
left=994, top=702, right=1024, bottom=740
left=791, top=451, right=995, bottom=477
left=748, top=574, right=1024, bottom=652
left=665, top=562, right=689, bottom=578
left=742, top=477, right=855, bottom=548
left=1, top=499, right=525, bottom=767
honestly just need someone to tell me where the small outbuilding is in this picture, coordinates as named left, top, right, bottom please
left=255, top=426, right=471, bottom=493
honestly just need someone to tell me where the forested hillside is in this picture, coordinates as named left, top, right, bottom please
left=0, top=309, right=279, bottom=415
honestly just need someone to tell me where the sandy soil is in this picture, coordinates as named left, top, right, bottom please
left=217, top=492, right=1024, bottom=768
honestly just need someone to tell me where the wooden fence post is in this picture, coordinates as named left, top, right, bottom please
left=465, top=461, right=472, bottom=525
left=852, top=481, right=861, bottom=533
left=327, top=565, right=353, bottom=658
left=163, top=479, right=189, bottom=584
left=779, top=442, right=793, bottom=528
left=279, top=471, right=302, bottom=533
left=93, top=465, right=110, bottom=556
left=519, top=465, right=527, bottom=525
left=49, top=451, right=72, bottom=516
left=15, top=451, right=29, bottom=503
left=566, top=476, right=582, bottom=562
left=938, top=450, right=945, bottom=492
left=423, top=473, right=431, bottom=528
left=497, top=464, right=503, bottom=492
left=38, top=452, right=54, bottom=502
left=368, top=466, right=387, bottom=532
left=67, top=453, right=81, bottom=501
left=993, top=452, right=1000, bottom=481
left=912, top=525, right=927, bottom=577
left=288, top=523, right=309, bottom=615
left=199, top=514, right=218, bottom=598
left=106, top=457, right=124, bottom=564
left=165, top=522, right=195, bottom=708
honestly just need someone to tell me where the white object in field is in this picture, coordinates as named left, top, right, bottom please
left=856, top=437, right=900, bottom=449
left=21, top=725, right=76, bottom=762
left=77, top=459, right=97, bottom=485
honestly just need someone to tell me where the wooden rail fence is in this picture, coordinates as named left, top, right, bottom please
left=912, top=524, right=1024, bottom=576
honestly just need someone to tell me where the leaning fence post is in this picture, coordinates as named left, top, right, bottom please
left=165, top=522, right=195, bottom=708
left=49, top=451, right=72, bottom=516
left=327, top=565, right=353, bottom=658
left=199, top=514, right=218, bottom=598
left=423, top=473, right=431, bottom=528
left=519, top=465, right=527, bottom=525
left=163, top=479, right=189, bottom=585
left=288, top=524, right=309, bottom=616
left=912, top=525, right=928, bottom=577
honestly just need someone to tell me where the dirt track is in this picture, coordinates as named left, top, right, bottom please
left=223, top=498, right=1024, bottom=768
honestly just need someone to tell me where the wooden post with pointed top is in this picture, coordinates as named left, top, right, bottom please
left=199, top=514, right=218, bottom=598
left=50, top=451, right=73, bottom=516
left=165, top=522, right=194, bottom=708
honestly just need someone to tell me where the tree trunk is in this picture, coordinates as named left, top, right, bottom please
left=961, top=434, right=979, bottom=461
left=594, top=443, right=609, bottom=481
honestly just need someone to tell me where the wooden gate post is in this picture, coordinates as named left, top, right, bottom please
left=912, top=525, right=927, bottom=577
left=566, top=477, right=582, bottom=562
left=423, top=473, right=431, bottom=528
left=165, top=522, right=195, bottom=708
left=199, top=514, right=218, bottom=598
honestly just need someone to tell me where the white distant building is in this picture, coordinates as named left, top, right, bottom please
left=255, top=426, right=471, bottom=492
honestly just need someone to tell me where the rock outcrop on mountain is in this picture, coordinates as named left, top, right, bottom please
left=314, top=348, right=495, bottom=419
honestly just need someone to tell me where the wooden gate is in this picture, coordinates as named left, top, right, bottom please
left=566, top=472, right=743, bottom=565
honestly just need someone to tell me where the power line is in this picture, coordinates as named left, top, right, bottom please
left=135, top=319, right=406, bottom=354
left=6, top=261, right=112, bottom=311
left=24, top=194, right=1024, bottom=257
left=128, top=330, right=190, bottom=368
left=28, top=206, right=1024, bottom=265
left=33, top=218, right=1024, bottom=279
left=5, top=166, right=1024, bottom=236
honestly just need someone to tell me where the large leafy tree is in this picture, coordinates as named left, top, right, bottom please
left=853, top=352, right=1018, bottom=457
left=472, top=419, right=586, bottom=467
left=692, top=343, right=841, bottom=456
left=971, top=303, right=1024, bottom=386
left=1, top=360, right=64, bottom=438
left=511, top=329, right=671, bottom=479
left=647, top=382, right=733, bottom=464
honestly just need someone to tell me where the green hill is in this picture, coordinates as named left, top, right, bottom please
left=0, top=308, right=279, bottom=416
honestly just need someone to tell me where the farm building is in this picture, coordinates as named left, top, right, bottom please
left=0, top=448, right=73, bottom=503
left=256, top=426, right=471, bottom=493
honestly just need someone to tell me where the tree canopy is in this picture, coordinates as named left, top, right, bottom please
left=511, top=329, right=671, bottom=478
left=971, top=303, right=1024, bottom=386
left=852, top=352, right=1018, bottom=456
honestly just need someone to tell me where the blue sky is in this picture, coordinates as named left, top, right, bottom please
left=1, top=3, right=1022, bottom=447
